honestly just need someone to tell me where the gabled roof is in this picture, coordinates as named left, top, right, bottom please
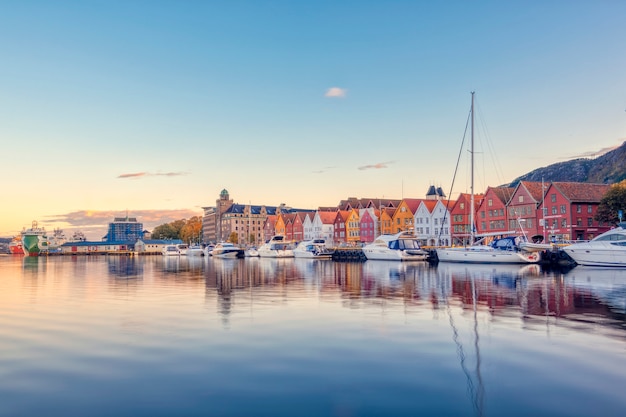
left=490, top=186, right=515, bottom=205
left=334, top=210, right=350, bottom=222
left=519, top=181, right=546, bottom=202
left=336, top=197, right=402, bottom=210
left=551, top=182, right=610, bottom=203
left=420, top=200, right=438, bottom=213
left=401, top=198, right=423, bottom=214
left=317, top=211, right=337, bottom=224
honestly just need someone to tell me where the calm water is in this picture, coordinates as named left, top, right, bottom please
left=1, top=255, right=625, bottom=417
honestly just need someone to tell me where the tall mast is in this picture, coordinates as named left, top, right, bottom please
left=469, top=91, right=475, bottom=243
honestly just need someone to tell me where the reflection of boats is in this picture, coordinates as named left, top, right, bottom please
left=258, top=235, right=295, bottom=258
left=437, top=262, right=541, bottom=281
left=435, top=93, right=540, bottom=265
left=564, top=267, right=626, bottom=314
left=562, top=223, right=626, bottom=267
left=9, top=236, right=23, bottom=254
left=212, top=242, right=244, bottom=258
left=21, top=221, right=47, bottom=256
left=293, top=239, right=334, bottom=259
left=362, top=231, right=428, bottom=261
left=187, top=245, right=204, bottom=256
left=162, top=245, right=180, bottom=256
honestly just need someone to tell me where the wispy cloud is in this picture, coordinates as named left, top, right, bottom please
left=566, top=144, right=622, bottom=159
left=312, top=166, right=337, bottom=174
left=325, top=87, right=347, bottom=98
left=117, top=171, right=188, bottom=179
left=358, top=161, right=395, bottom=170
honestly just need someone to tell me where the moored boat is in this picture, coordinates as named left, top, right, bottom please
left=162, top=244, right=181, bottom=256
left=562, top=222, right=626, bottom=267
left=187, top=245, right=204, bottom=256
left=9, top=236, right=23, bottom=255
left=212, top=242, right=244, bottom=258
left=258, top=235, right=295, bottom=258
left=293, top=238, right=334, bottom=259
left=21, top=221, right=47, bottom=256
left=362, top=231, right=429, bottom=261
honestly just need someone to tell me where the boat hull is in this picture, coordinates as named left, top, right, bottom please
left=436, top=247, right=540, bottom=264
left=362, top=248, right=428, bottom=261
left=258, top=250, right=294, bottom=258
left=22, top=234, right=42, bottom=257
left=212, top=250, right=243, bottom=258
left=563, top=243, right=626, bottom=267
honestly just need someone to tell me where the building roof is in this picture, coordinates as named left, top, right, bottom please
left=519, top=181, right=546, bottom=202
left=317, top=211, right=337, bottom=224
left=551, top=182, right=611, bottom=203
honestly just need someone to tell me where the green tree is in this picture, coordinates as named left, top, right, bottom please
left=595, top=180, right=626, bottom=225
left=152, top=223, right=178, bottom=240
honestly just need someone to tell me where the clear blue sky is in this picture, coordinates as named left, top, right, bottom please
left=1, top=0, right=625, bottom=238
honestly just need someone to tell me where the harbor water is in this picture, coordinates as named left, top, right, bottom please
left=1, top=255, right=625, bottom=417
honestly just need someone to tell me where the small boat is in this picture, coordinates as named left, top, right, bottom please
left=362, top=231, right=429, bottom=261
left=211, top=242, right=244, bottom=258
left=245, top=247, right=259, bottom=257
left=562, top=222, right=626, bottom=267
left=177, top=244, right=189, bottom=256
left=203, top=244, right=215, bottom=257
left=293, top=239, right=334, bottom=259
left=187, top=245, right=204, bottom=256
left=162, top=245, right=181, bottom=256
left=258, top=235, right=295, bottom=258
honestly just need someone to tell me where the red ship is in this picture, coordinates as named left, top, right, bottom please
left=9, top=236, right=24, bottom=255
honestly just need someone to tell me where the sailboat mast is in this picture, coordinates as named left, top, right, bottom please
left=469, top=91, right=475, bottom=243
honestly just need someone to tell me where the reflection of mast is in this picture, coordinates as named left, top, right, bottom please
left=447, top=268, right=484, bottom=417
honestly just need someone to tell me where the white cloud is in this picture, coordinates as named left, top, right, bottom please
left=325, top=87, right=347, bottom=98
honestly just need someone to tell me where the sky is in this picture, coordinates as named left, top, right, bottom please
left=1, top=0, right=625, bottom=239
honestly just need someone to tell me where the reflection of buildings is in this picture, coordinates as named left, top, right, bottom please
left=200, top=258, right=625, bottom=336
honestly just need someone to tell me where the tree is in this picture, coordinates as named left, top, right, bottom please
left=228, top=232, right=238, bottom=244
left=595, top=180, right=626, bottom=225
left=181, top=216, right=202, bottom=243
left=152, top=223, right=178, bottom=240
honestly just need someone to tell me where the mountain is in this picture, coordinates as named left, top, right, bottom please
left=509, top=141, right=626, bottom=186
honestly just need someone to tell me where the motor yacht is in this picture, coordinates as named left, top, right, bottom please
left=362, top=231, right=429, bottom=261
left=562, top=223, right=626, bottom=267
left=293, top=239, right=334, bottom=259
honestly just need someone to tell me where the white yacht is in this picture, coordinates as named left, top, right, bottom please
left=362, top=231, right=429, bottom=261
left=203, top=244, right=215, bottom=257
left=293, top=239, right=334, bottom=259
left=562, top=223, right=626, bottom=267
left=436, top=235, right=540, bottom=264
left=177, top=243, right=189, bottom=256
left=187, top=245, right=204, bottom=256
left=258, top=235, right=295, bottom=258
left=162, top=245, right=180, bottom=256
left=211, top=242, right=244, bottom=259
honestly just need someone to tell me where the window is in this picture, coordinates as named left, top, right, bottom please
left=560, top=205, right=566, bottom=214
left=551, top=193, right=556, bottom=202
left=577, top=205, right=582, bottom=213
left=519, top=196, right=524, bottom=203
left=577, top=218, right=582, bottom=226
left=587, top=217, right=593, bottom=226
left=587, top=205, right=593, bottom=213
left=460, top=203, right=465, bottom=209
left=488, top=199, right=493, bottom=207
left=551, top=206, right=557, bottom=215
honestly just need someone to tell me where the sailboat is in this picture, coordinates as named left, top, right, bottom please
left=436, top=93, right=540, bottom=264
